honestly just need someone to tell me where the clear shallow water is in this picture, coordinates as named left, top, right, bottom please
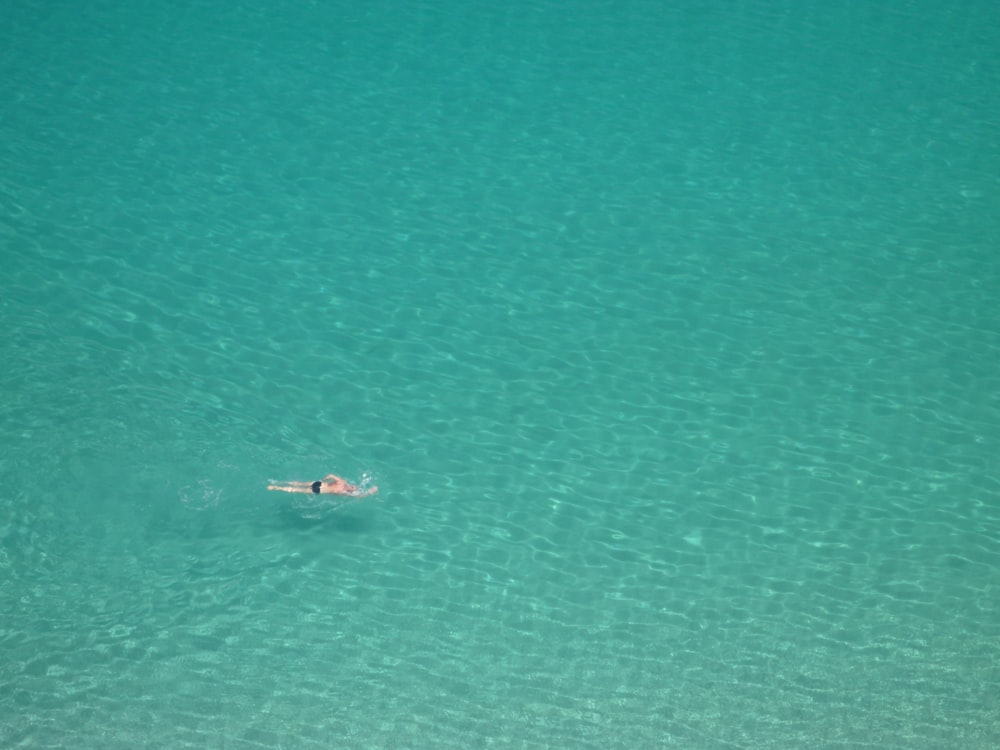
left=2, top=0, right=1000, bottom=747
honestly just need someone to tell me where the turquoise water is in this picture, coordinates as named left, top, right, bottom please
left=2, top=0, right=999, bottom=746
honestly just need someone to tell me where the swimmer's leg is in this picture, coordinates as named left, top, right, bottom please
left=267, top=482, right=313, bottom=494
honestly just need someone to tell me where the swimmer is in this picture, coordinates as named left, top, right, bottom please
left=267, top=473, right=378, bottom=498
